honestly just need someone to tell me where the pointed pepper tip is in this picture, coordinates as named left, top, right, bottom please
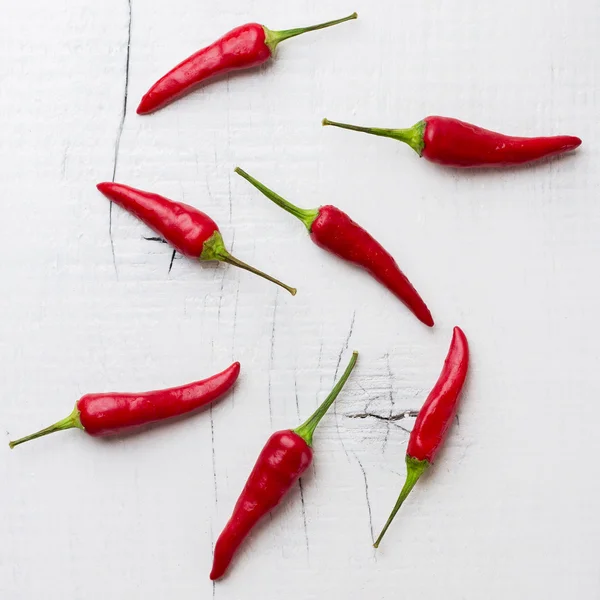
left=136, top=95, right=153, bottom=115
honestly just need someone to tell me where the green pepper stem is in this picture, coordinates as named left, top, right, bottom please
left=373, top=456, right=430, bottom=548
left=201, top=230, right=296, bottom=295
left=9, top=406, right=83, bottom=449
left=220, top=252, right=297, bottom=296
left=294, top=351, right=358, bottom=446
left=322, top=118, right=426, bottom=156
left=264, top=12, right=358, bottom=53
left=235, top=167, right=319, bottom=232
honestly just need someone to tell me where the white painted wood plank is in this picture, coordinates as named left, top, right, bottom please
left=1, top=0, right=599, bottom=598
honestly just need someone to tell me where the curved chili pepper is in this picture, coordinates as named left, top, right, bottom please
left=97, top=182, right=296, bottom=295
left=137, top=12, right=357, bottom=115
left=8, top=362, right=240, bottom=448
left=234, top=168, right=433, bottom=326
left=210, top=351, right=358, bottom=580
left=322, top=116, right=581, bottom=168
left=373, top=327, right=469, bottom=547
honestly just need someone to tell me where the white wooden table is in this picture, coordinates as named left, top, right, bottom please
left=1, top=1, right=598, bottom=598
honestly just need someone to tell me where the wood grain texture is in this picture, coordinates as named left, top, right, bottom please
left=0, top=0, right=598, bottom=598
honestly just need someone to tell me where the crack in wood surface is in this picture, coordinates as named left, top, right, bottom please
left=333, top=311, right=356, bottom=458
left=268, top=291, right=279, bottom=427
left=347, top=410, right=419, bottom=433
left=298, top=478, right=309, bottom=558
left=317, top=337, right=324, bottom=390
left=108, top=0, right=132, bottom=280
left=354, top=454, right=374, bottom=546
left=346, top=410, right=420, bottom=422
left=294, top=372, right=300, bottom=419
left=383, top=353, right=394, bottom=451
left=334, top=311, right=356, bottom=380
left=61, top=144, right=69, bottom=179
left=168, top=249, right=177, bottom=274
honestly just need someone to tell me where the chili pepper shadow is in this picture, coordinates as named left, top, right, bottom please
left=420, top=351, right=475, bottom=470
left=321, top=252, right=437, bottom=329
left=432, top=149, right=581, bottom=179
left=142, top=236, right=227, bottom=276
left=214, top=460, right=317, bottom=578
left=149, top=61, right=276, bottom=113
left=87, top=383, right=239, bottom=446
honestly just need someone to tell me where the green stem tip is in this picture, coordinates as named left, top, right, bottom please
left=9, top=406, right=83, bottom=449
left=373, top=455, right=430, bottom=548
left=322, top=117, right=426, bottom=156
left=200, top=230, right=297, bottom=296
left=294, top=351, right=358, bottom=447
left=264, top=12, right=358, bottom=53
left=235, top=167, right=319, bottom=232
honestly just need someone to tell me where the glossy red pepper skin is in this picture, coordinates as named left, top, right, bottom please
left=311, top=206, right=433, bottom=326
left=322, top=116, right=582, bottom=168
left=373, top=327, right=469, bottom=548
left=137, top=24, right=270, bottom=115
left=234, top=168, right=433, bottom=327
left=210, top=430, right=312, bottom=580
left=407, top=326, right=469, bottom=462
left=97, top=182, right=296, bottom=295
left=8, top=363, right=240, bottom=448
left=79, top=362, right=240, bottom=435
left=210, top=351, right=358, bottom=580
left=421, top=116, right=582, bottom=167
left=137, top=13, right=357, bottom=115
left=97, top=182, right=217, bottom=258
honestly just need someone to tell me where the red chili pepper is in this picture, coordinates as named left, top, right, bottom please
left=373, top=327, right=469, bottom=547
left=210, top=351, right=358, bottom=580
left=8, top=362, right=240, bottom=448
left=322, top=116, right=582, bottom=168
left=234, top=168, right=433, bottom=326
left=137, top=12, right=357, bottom=115
left=97, top=182, right=296, bottom=295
